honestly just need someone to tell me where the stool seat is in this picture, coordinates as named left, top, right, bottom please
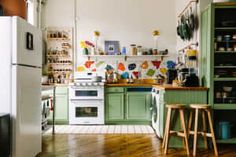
left=190, top=104, right=210, bottom=109
left=162, top=104, right=190, bottom=155
left=188, top=104, right=218, bottom=157
left=166, top=104, right=185, bottom=109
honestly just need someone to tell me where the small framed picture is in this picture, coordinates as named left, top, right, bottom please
left=26, top=32, right=34, bottom=50
left=105, top=41, right=119, bottom=55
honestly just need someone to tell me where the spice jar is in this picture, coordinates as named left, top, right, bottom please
left=130, top=44, right=137, bottom=55
left=137, top=46, right=142, bottom=56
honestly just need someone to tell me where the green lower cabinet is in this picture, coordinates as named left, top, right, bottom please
left=106, top=93, right=124, bottom=121
left=158, top=89, right=208, bottom=148
left=48, top=86, right=69, bottom=124
left=126, top=92, right=151, bottom=121
left=105, top=87, right=151, bottom=124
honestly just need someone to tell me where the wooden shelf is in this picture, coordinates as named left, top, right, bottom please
left=214, top=103, right=236, bottom=110
left=47, top=37, right=70, bottom=41
left=215, top=40, right=236, bottom=43
left=215, top=27, right=236, bottom=30
left=214, top=78, right=236, bottom=81
left=215, top=51, right=236, bottom=53
left=217, top=137, right=236, bottom=144
left=214, top=66, right=236, bottom=68
left=83, top=55, right=169, bottom=57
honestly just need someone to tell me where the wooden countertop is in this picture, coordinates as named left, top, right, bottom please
left=105, top=83, right=208, bottom=91
left=105, top=83, right=158, bottom=87
left=152, top=84, right=208, bottom=91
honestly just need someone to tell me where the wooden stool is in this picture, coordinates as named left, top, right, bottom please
left=188, top=104, right=218, bottom=157
left=162, top=104, right=190, bottom=155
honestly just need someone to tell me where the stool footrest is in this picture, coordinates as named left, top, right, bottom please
left=189, top=131, right=213, bottom=137
left=169, top=130, right=185, bottom=137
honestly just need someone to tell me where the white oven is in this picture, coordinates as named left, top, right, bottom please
left=69, top=99, right=104, bottom=124
left=69, top=85, right=105, bottom=124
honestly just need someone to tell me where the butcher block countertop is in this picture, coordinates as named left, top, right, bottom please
left=105, top=83, right=155, bottom=87
left=105, top=83, right=208, bottom=91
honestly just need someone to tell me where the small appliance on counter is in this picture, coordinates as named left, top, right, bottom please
left=166, top=69, right=177, bottom=84
left=177, top=68, right=199, bottom=87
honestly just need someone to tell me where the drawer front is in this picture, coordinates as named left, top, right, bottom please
left=106, top=87, right=124, bottom=93
left=56, top=87, right=68, bottom=94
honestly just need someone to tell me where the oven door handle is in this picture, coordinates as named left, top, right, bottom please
left=70, top=99, right=104, bottom=101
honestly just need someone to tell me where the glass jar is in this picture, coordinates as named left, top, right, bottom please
left=130, top=44, right=137, bottom=55
left=137, top=46, right=142, bottom=56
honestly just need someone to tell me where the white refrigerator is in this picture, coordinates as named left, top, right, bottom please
left=0, top=17, right=42, bottom=157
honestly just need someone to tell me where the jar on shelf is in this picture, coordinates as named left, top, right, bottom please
left=130, top=44, right=137, bottom=55
left=137, top=46, right=142, bottom=56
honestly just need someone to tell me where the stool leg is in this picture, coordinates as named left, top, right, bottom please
left=180, top=109, right=190, bottom=156
left=193, top=108, right=199, bottom=157
left=188, top=109, right=193, bottom=138
left=162, top=107, right=171, bottom=148
left=202, top=110, right=208, bottom=149
left=164, top=108, right=172, bottom=154
left=207, top=110, right=218, bottom=156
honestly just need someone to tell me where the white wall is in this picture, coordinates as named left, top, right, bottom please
left=42, top=0, right=177, bottom=65
left=76, top=0, right=176, bottom=58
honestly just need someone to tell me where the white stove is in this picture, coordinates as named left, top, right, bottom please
left=69, top=72, right=105, bottom=125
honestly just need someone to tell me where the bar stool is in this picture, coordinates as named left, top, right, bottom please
left=188, top=104, right=218, bottom=157
left=162, top=104, right=190, bottom=155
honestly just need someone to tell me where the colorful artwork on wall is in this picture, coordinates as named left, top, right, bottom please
left=118, top=63, right=125, bottom=71
left=76, top=58, right=175, bottom=79
left=128, top=63, right=136, bottom=71
left=141, top=61, right=148, bottom=69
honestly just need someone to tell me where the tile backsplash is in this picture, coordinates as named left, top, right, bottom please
left=77, top=57, right=175, bottom=79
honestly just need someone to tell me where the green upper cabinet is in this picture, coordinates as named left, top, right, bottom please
left=126, top=92, right=151, bottom=121
left=105, top=87, right=152, bottom=124
left=105, top=93, right=124, bottom=121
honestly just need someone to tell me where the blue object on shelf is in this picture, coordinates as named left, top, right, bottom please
left=219, top=121, right=231, bottom=139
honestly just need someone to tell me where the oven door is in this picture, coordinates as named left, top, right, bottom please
left=69, top=100, right=104, bottom=124
left=69, top=86, right=104, bottom=100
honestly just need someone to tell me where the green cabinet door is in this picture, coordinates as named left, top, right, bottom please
left=105, top=93, right=124, bottom=121
left=126, top=92, right=151, bottom=121
left=55, top=93, right=68, bottom=124
left=48, top=86, right=68, bottom=124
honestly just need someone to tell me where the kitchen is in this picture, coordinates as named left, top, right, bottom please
left=1, top=0, right=236, bottom=157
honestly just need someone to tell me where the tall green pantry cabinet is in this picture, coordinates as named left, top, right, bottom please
left=201, top=3, right=236, bottom=143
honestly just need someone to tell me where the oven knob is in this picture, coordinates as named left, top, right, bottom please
left=87, top=82, right=92, bottom=86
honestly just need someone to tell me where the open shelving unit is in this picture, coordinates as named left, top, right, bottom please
left=201, top=3, right=236, bottom=144
left=45, top=27, right=73, bottom=84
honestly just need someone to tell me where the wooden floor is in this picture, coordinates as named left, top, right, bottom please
left=37, top=134, right=236, bottom=157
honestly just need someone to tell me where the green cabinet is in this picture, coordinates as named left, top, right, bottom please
left=200, top=3, right=236, bottom=144
left=47, top=86, right=69, bottom=124
left=156, top=88, right=208, bottom=148
left=105, top=87, right=151, bottom=124
left=126, top=92, right=151, bottom=121
left=106, top=93, right=124, bottom=121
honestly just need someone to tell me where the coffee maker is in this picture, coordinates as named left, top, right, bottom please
left=166, top=69, right=177, bottom=84
left=178, top=68, right=199, bottom=87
